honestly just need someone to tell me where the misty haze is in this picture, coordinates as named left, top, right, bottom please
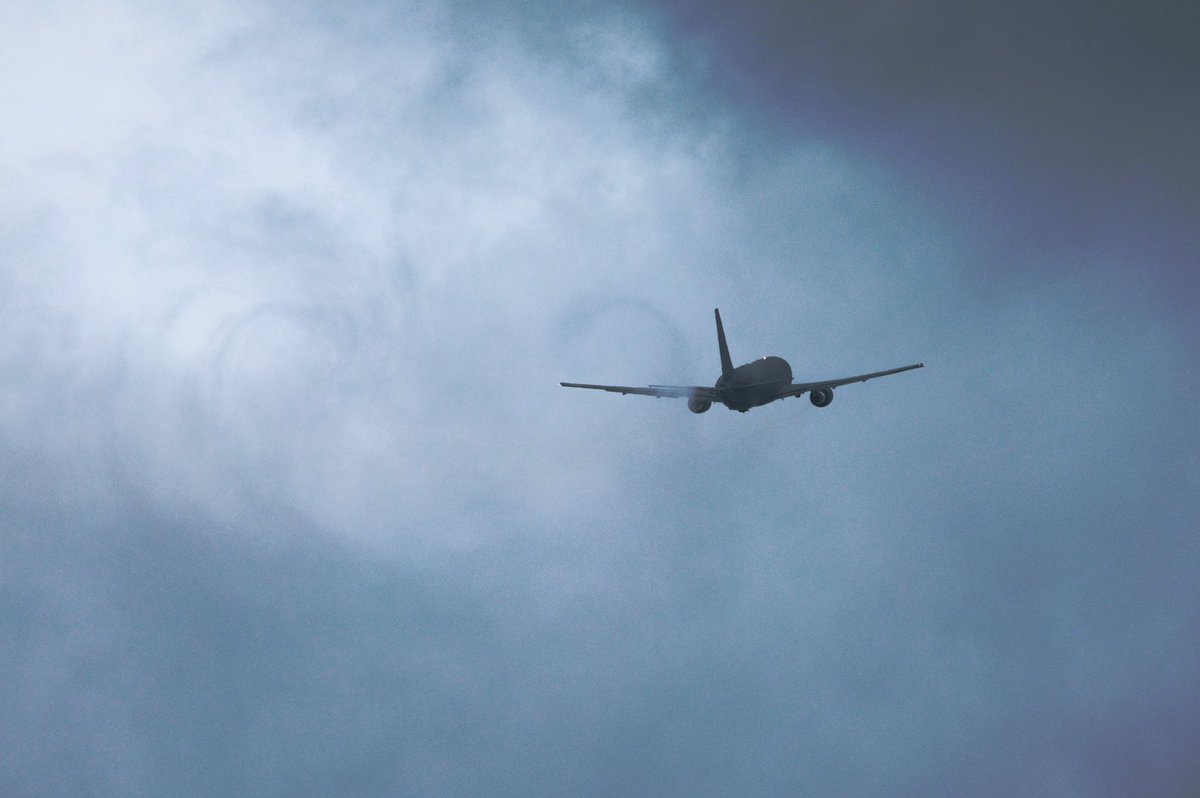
left=2, top=1, right=1197, bottom=796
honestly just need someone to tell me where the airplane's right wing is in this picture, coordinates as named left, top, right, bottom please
left=560, top=383, right=721, bottom=401
left=771, top=363, right=924, bottom=400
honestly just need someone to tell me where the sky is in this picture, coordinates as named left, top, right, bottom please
left=2, top=0, right=1198, bottom=795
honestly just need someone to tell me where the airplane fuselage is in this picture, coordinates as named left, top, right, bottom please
left=717, top=356, right=793, bottom=412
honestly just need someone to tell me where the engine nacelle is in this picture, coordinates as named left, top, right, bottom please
left=809, top=388, right=833, bottom=408
left=688, top=397, right=712, bottom=414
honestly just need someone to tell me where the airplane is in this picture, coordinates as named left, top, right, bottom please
left=561, top=308, right=922, bottom=413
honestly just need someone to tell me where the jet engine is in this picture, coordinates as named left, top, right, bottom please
left=810, top=388, right=833, bottom=408
left=688, top=397, right=712, bottom=414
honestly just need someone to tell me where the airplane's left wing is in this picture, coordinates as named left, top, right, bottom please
left=771, top=363, right=924, bottom=400
left=560, top=383, right=721, bottom=401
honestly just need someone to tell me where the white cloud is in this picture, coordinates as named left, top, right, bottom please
left=5, top=0, right=1192, bottom=559
left=0, top=1, right=744, bottom=543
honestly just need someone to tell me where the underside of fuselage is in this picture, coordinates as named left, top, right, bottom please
left=717, top=356, right=793, bottom=411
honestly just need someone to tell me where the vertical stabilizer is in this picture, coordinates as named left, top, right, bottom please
left=714, top=308, right=734, bottom=379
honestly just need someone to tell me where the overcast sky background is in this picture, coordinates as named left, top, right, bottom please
left=2, top=1, right=1197, bottom=795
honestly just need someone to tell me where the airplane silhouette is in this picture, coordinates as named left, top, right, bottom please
left=561, top=308, right=922, bottom=413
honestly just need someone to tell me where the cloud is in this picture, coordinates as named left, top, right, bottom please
left=2, top=0, right=1198, bottom=795
left=646, top=0, right=1200, bottom=317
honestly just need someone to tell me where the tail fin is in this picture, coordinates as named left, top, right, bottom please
left=714, top=308, right=734, bottom=379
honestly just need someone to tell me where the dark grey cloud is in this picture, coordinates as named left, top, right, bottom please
left=645, top=0, right=1200, bottom=316
left=1, top=0, right=1198, bottom=796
